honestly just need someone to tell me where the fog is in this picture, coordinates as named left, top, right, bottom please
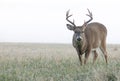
left=0, top=0, right=120, bottom=44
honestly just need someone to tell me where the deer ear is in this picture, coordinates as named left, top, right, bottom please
left=66, top=24, right=75, bottom=30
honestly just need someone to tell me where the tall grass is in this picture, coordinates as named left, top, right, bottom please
left=0, top=57, right=119, bottom=81
left=0, top=43, right=120, bottom=81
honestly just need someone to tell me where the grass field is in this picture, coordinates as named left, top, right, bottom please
left=0, top=43, right=120, bottom=81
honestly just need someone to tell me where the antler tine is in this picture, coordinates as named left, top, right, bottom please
left=66, top=10, right=76, bottom=27
left=84, top=9, right=93, bottom=25
left=86, top=9, right=92, bottom=17
left=66, top=10, right=70, bottom=17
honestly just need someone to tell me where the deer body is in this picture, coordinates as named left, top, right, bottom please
left=66, top=9, right=108, bottom=65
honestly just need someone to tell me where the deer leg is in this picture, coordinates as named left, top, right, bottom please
left=76, top=48, right=83, bottom=65
left=100, top=47, right=108, bottom=64
left=84, top=49, right=91, bottom=64
left=93, top=50, right=98, bottom=64
left=78, top=54, right=83, bottom=65
left=100, top=40, right=108, bottom=64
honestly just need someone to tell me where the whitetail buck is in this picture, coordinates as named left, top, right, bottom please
left=66, top=9, right=108, bottom=65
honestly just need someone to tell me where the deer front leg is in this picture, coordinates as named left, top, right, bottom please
left=78, top=54, right=83, bottom=65
left=76, top=48, right=83, bottom=65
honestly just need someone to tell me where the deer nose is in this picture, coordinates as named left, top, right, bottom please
left=77, top=36, right=83, bottom=41
left=77, top=37, right=82, bottom=41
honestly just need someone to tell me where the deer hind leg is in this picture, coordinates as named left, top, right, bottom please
left=93, top=50, right=98, bottom=64
left=100, top=41, right=108, bottom=64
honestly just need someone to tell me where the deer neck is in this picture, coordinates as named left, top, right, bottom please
left=76, top=35, right=87, bottom=54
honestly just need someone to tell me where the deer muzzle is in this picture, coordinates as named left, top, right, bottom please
left=76, top=36, right=83, bottom=41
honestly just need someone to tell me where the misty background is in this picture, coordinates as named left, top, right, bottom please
left=0, top=0, right=120, bottom=44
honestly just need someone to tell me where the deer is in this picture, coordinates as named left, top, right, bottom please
left=66, top=9, right=108, bottom=65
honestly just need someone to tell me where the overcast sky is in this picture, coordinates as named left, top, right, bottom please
left=0, top=0, right=120, bottom=44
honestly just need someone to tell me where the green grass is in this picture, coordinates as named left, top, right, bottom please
left=0, top=57, right=119, bottom=81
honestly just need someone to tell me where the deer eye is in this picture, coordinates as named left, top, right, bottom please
left=75, top=31, right=80, bottom=34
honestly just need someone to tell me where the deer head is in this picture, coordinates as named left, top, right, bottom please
left=66, top=9, right=93, bottom=42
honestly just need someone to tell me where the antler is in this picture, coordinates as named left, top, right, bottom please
left=66, top=10, right=76, bottom=27
left=84, top=9, right=93, bottom=25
